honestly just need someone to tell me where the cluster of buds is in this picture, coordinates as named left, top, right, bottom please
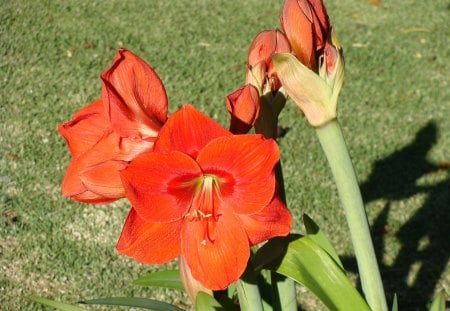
left=277, top=0, right=345, bottom=127
left=228, top=0, right=345, bottom=132
left=245, top=29, right=291, bottom=95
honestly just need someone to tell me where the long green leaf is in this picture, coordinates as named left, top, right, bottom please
left=195, top=291, right=227, bottom=310
left=81, top=297, right=184, bottom=311
left=429, top=291, right=445, bottom=311
left=27, top=296, right=85, bottom=311
left=253, top=234, right=370, bottom=311
left=303, top=214, right=344, bottom=269
left=133, top=269, right=184, bottom=290
left=391, top=294, right=398, bottom=311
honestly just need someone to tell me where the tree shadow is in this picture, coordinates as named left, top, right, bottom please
left=342, top=121, right=449, bottom=310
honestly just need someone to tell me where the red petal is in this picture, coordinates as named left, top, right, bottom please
left=197, top=135, right=279, bottom=214
left=71, top=190, right=116, bottom=204
left=117, top=208, right=181, bottom=263
left=237, top=194, right=292, bottom=245
left=58, top=100, right=109, bottom=156
left=61, top=157, right=117, bottom=204
left=248, top=29, right=291, bottom=68
left=79, top=160, right=127, bottom=198
left=116, top=135, right=154, bottom=161
left=181, top=210, right=249, bottom=290
left=267, top=30, right=291, bottom=84
left=309, top=0, right=330, bottom=50
left=154, top=104, right=231, bottom=158
left=61, top=131, right=123, bottom=203
left=226, top=85, right=260, bottom=134
left=179, top=256, right=213, bottom=301
left=120, top=151, right=202, bottom=223
left=281, top=0, right=316, bottom=69
left=101, top=49, right=168, bottom=138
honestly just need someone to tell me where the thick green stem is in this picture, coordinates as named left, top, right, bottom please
left=270, top=273, right=297, bottom=311
left=254, top=91, right=296, bottom=311
left=271, top=163, right=297, bottom=311
left=237, top=263, right=264, bottom=311
left=315, top=120, right=387, bottom=311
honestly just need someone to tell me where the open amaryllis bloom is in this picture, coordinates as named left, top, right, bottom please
left=117, top=104, right=292, bottom=290
left=59, top=49, right=168, bottom=203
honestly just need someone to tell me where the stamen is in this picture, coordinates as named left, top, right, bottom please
left=184, top=175, right=221, bottom=245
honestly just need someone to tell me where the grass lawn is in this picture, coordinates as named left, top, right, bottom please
left=1, top=0, right=449, bottom=310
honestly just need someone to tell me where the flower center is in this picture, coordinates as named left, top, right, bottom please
left=185, top=175, right=221, bottom=244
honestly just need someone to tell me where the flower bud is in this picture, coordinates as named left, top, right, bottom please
left=246, top=29, right=291, bottom=94
left=274, top=0, right=345, bottom=127
left=280, top=0, right=330, bottom=70
left=226, top=84, right=260, bottom=134
left=319, top=30, right=345, bottom=107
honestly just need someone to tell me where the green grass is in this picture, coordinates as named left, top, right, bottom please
left=1, top=0, right=449, bottom=310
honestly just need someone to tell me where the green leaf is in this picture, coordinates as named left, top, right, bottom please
left=391, top=293, right=398, bottom=311
left=81, top=297, right=184, bottom=311
left=195, top=291, right=228, bottom=310
left=27, top=296, right=85, bottom=311
left=227, top=283, right=236, bottom=299
left=303, top=214, right=344, bottom=269
left=429, top=290, right=445, bottom=311
left=253, top=234, right=370, bottom=311
left=133, top=269, right=184, bottom=290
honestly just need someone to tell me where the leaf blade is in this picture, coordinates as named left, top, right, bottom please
left=302, top=214, right=343, bottom=269
left=195, top=291, right=227, bottom=311
left=81, top=297, right=184, bottom=311
left=253, top=234, right=370, bottom=311
left=27, top=296, right=86, bottom=311
left=133, top=269, right=184, bottom=290
left=429, top=290, right=445, bottom=311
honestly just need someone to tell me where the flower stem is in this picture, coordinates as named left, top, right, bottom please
left=271, top=163, right=297, bottom=311
left=254, top=92, right=297, bottom=311
left=315, top=120, right=387, bottom=311
left=237, top=263, right=264, bottom=311
left=271, top=272, right=297, bottom=311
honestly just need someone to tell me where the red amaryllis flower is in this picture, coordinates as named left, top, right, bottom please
left=280, top=0, right=330, bottom=70
left=59, top=49, right=168, bottom=203
left=226, top=84, right=260, bottom=134
left=117, top=104, right=292, bottom=290
left=246, top=29, right=291, bottom=94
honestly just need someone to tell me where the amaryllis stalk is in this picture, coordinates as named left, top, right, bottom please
left=274, top=1, right=388, bottom=310
left=117, top=104, right=292, bottom=290
left=242, top=28, right=296, bottom=310
left=59, top=49, right=167, bottom=203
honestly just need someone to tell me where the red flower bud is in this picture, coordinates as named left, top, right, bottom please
left=226, top=84, right=260, bottom=134
left=280, top=0, right=330, bottom=70
left=246, top=29, right=291, bottom=93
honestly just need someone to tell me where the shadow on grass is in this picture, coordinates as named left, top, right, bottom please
left=343, top=121, right=449, bottom=310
